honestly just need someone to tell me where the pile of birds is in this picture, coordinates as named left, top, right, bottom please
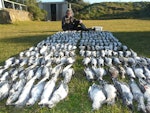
left=0, top=30, right=150, bottom=112
left=80, top=31, right=150, bottom=113
left=0, top=31, right=80, bottom=108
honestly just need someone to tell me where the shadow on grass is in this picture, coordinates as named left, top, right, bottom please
left=15, top=30, right=60, bottom=34
left=0, top=35, right=51, bottom=44
left=113, top=31, right=150, bottom=57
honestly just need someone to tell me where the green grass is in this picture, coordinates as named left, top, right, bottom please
left=0, top=19, right=150, bottom=113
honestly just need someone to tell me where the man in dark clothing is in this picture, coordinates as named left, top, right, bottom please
left=62, top=9, right=87, bottom=31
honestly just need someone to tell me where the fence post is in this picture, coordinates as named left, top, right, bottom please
left=19, top=4, right=22, bottom=10
left=12, top=2, right=15, bottom=9
left=2, top=0, right=5, bottom=8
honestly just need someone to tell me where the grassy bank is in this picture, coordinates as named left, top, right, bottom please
left=0, top=19, right=150, bottom=113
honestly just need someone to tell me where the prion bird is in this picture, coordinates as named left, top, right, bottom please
left=97, top=57, right=104, bottom=67
left=100, top=81, right=117, bottom=105
left=0, top=71, right=10, bottom=81
left=133, top=67, right=146, bottom=79
left=14, top=76, right=37, bottom=107
left=124, top=65, right=136, bottom=79
left=26, top=77, right=48, bottom=106
left=62, top=65, right=74, bottom=83
left=26, top=69, right=35, bottom=81
left=0, top=81, right=11, bottom=101
left=118, top=66, right=126, bottom=79
left=112, top=78, right=134, bottom=111
left=112, top=57, right=121, bottom=65
left=143, top=66, right=150, bottom=79
left=104, top=57, right=112, bottom=66
left=92, top=66, right=106, bottom=80
left=139, top=79, right=150, bottom=113
left=51, top=63, right=63, bottom=75
left=46, top=81, right=69, bottom=108
left=83, top=57, right=91, bottom=66
left=91, top=57, right=97, bottom=67
left=129, top=79, right=146, bottom=113
left=4, top=57, right=15, bottom=68
left=38, top=74, right=58, bottom=106
left=6, top=79, right=26, bottom=105
left=88, top=83, right=106, bottom=110
left=84, top=68, right=96, bottom=81
left=109, top=66, right=119, bottom=78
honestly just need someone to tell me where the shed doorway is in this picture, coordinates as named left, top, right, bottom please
left=51, top=4, right=56, bottom=21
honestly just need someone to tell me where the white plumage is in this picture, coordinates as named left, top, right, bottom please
left=38, top=76, right=57, bottom=106
left=47, top=81, right=69, bottom=108
left=6, top=79, right=26, bottom=105
left=0, top=81, right=11, bottom=101
left=92, top=66, right=106, bottom=80
left=26, top=77, right=47, bottom=106
left=129, top=79, right=146, bottom=113
left=88, top=83, right=106, bottom=110
left=125, top=66, right=136, bottom=78
left=134, top=67, right=146, bottom=79
left=103, top=84, right=117, bottom=105
left=84, top=68, right=96, bottom=81
left=15, top=76, right=37, bottom=107
left=83, top=57, right=91, bottom=66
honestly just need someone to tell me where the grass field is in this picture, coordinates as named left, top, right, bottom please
left=0, top=19, right=150, bottom=113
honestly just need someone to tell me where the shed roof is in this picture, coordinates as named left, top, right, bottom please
left=40, top=0, right=65, bottom=3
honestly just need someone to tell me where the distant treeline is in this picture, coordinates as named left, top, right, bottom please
left=70, top=2, right=150, bottom=19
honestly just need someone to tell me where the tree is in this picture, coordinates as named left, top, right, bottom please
left=25, top=0, right=47, bottom=20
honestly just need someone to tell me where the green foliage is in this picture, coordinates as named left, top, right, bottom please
left=10, top=0, right=47, bottom=21
left=74, top=2, right=150, bottom=20
left=25, top=0, right=47, bottom=21
left=28, top=4, right=47, bottom=20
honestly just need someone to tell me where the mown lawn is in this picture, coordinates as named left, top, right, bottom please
left=0, top=19, right=150, bottom=113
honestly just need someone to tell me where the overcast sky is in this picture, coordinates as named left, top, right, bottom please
left=41, top=0, right=150, bottom=3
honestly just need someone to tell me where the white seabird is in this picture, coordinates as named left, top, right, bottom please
left=88, top=83, right=106, bottom=110
left=26, top=77, right=48, bottom=106
left=46, top=81, right=69, bottom=108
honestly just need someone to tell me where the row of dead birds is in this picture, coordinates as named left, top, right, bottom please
left=0, top=31, right=79, bottom=108
left=81, top=31, right=150, bottom=113
left=0, top=30, right=150, bottom=112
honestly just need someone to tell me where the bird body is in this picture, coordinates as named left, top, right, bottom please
left=62, top=65, right=74, bottom=83
left=113, top=79, right=134, bottom=111
left=92, top=67, right=106, bottom=80
left=109, top=66, right=119, bottom=78
left=6, top=79, right=26, bottom=105
left=144, top=67, right=150, bottom=79
left=84, top=68, right=96, bottom=81
left=97, top=57, right=104, bottom=67
left=139, top=79, right=150, bottom=113
left=0, top=81, right=11, bottom=101
left=125, top=66, right=136, bottom=78
left=103, top=83, right=117, bottom=105
left=88, top=83, right=106, bottom=110
left=38, top=76, right=57, bottom=106
left=83, top=57, right=91, bottom=66
left=15, top=76, right=36, bottom=107
left=134, top=68, right=146, bottom=79
left=91, top=57, right=97, bottom=67
left=26, top=77, right=47, bottom=106
left=129, top=79, right=146, bottom=113
left=118, top=66, right=126, bottom=79
left=47, top=81, right=69, bottom=108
